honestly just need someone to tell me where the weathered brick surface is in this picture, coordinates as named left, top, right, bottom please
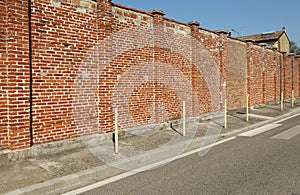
left=247, top=43, right=282, bottom=106
left=284, top=55, right=294, bottom=99
left=190, top=28, right=225, bottom=112
left=263, top=49, right=281, bottom=103
left=247, top=43, right=264, bottom=105
left=0, top=0, right=8, bottom=150
left=284, top=54, right=294, bottom=99
left=30, top=0, right=99, bottom=144
left=0, top=0, right=299, bottom=151
left=9, top=0, right=31, bottom=150
left=294, top=56, right=299, bottom=97
left=226, top=39, right=247, bottom=109
left=297, top=55, right=300, bottom=96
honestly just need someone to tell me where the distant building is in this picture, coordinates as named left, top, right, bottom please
left=238, top=27, right=290, bottom=53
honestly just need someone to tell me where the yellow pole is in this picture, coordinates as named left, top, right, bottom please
left=292, top=90, right=295, bottom=108
left=246, top=94, right=249, bottom=122
left=224, top=99, right=227, bottom=128
left=281, top=91, right=284, bottom=111
left=183, top=101, right=186, bottom=137
left=114, top=108, right=119, bottom=154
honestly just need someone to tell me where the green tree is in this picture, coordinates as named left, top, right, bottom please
left=290, top=41, right=299, bottom=53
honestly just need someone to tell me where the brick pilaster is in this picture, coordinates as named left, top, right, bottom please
left=6, top=0, right=31, bottom=150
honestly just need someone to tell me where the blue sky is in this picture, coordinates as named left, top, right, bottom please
left=112, top=0, right=300, bottom=46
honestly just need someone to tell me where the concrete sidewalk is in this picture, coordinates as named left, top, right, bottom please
left=1, top=100, right=300, bottom=195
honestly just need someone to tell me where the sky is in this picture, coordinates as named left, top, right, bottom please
left=112, top=0, right=300, bottom=46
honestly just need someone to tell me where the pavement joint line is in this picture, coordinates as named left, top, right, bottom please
left=238, top=124, right=282, bottom=137
left=0, top=150, right=9, bottom=155
left=271, top=125, right=300, bottom=140
left=47, top=181, right=83, bottom=195
left=3, top=106, right=300, bottom=195
left=248, top=113, right=273, bottom=120
left=62, top=136, right=236, bottom=195
left=221, top=107, right=300, bottom=138
left=273, top=113, right=300, bottom=124
left=3, top=164, right=110, bottom=195
left=4, top=138, right=200, bottom=195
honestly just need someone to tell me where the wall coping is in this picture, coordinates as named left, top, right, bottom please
left=149, top=9, right=166, bottom=16
left=111, top=1, right=291, bottom=57
left=112, top=3, right=153, bottom=16
left=288, top=53, right=295, bottom=56
left=259, top=43, right=268, bottom=47
left=215, top=29, right=229, bottom=35
left=187, top=21, right=200, bottom=27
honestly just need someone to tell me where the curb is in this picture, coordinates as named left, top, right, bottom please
left=221, top=106, right=300, bottom=138
left=4, top=138, right=198, bottom=195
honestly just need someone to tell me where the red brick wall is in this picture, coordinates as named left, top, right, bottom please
left=297, top=56, right=300, bottom=96
left=284, top=54, right=294, bottom=99
left=1, top=0, right=31, bottom=150
left=247, top=43, right=264, bottom=105
left=247, top=43, right=283, bottom=106
left=30, top=0, right=99, bottom=144
left=226, top=39, right=247, bottom=109
left=294, top=56, right=299, bottom=97
left=263, top=49, right=281, bottom=103
left=190, top=28, right=225, bottom=112
left=0, top=0, right=8, bottom=150
left=0, top=0, right=299, bottom=151
left=104, top=7, right=212, bottom=130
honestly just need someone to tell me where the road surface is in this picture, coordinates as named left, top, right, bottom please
left=69, top=114, right=300, bottom=195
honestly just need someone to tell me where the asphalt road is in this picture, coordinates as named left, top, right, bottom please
left=80, top=114, right=300, bottom=195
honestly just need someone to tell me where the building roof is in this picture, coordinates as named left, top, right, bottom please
left=238, top=28, right=287, bottom=42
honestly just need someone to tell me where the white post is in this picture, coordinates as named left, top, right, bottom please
left=246, top=94, right=249, bottom=122
left=224, top=99, right=227, bottom=129
left=281, top=91, right=284, bottom=111
left=114, top=108, right=119, bottom=154
left=292, top=90, right=295, bottom=108
left=183, top=101, right=186, bottom=137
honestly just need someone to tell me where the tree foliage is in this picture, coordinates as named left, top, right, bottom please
left=290, top=41, right=299, bottom=53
